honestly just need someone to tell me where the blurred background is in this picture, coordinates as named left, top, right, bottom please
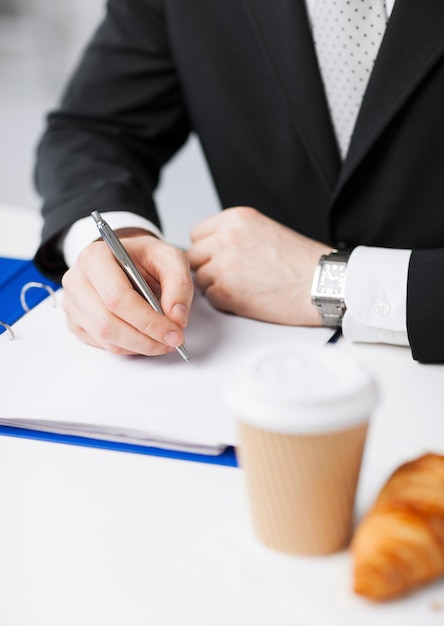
left=0, top=0, right=219, bottom=250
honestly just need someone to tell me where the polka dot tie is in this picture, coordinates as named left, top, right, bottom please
left=310, top=1, right=388, bottom=159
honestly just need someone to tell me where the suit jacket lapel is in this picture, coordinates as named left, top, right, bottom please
left=243, top=0, right=444, bottom=205
left=242, top=0, right=341, bottom=194
left=336, top=0, right=444, bottom=195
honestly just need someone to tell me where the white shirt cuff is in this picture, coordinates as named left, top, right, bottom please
left=342, top=245, right=412, bottom=346
left=61, top=211, right=163, bottom=268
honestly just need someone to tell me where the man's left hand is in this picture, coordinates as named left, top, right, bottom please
left=187, top=206, right=332, bottom=326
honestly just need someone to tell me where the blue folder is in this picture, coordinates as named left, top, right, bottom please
left=0, top=256, right=60, bottom=330
left=0, top=256, right=237, bottom=467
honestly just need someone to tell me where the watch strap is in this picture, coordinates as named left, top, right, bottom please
left=313, top=297, right=347, bottom=327
left=318, top=250, right=350, bottom=265
left=311, top=249, right=351, bottom=328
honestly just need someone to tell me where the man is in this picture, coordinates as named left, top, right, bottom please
left=34, top=0, right=444, bottom=362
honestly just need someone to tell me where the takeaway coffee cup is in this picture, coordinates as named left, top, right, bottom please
left=225, top=345, right=378, bottom=556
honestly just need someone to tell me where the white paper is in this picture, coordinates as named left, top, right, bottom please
left=0, top=290, right=333, bottom=454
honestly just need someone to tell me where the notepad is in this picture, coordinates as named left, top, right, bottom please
left=0, top=290, right=333, bottom=454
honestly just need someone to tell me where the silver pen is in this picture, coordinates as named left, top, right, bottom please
left=91, top=210, right=190, bottom=363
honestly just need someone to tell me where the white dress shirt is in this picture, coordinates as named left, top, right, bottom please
left=305, top=0, right=396, bottom=28
left=63, top=0, right=409, bottom=348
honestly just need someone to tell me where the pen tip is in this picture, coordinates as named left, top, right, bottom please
left=177, top=345, right=191, bottom=363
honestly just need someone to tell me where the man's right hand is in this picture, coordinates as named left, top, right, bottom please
left=61, top=228, right=194, bottom=356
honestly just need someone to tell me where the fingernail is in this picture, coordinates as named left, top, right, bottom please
left=172, top=303, right=188, bottom=326
left=164, top=330, right=181, bottom=348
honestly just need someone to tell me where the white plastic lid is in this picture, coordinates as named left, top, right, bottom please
left=224, top=344, right=378, bottom=434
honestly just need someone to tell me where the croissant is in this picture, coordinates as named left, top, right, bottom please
left=351, top=452, right=444, bottom=601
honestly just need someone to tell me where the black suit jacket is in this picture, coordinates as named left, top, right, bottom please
left=34, top=0, right=444, bottom=362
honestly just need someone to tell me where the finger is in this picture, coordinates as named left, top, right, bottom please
left=81, top=242, right=186, bottom=346
left=186, top=237, right=214, bottom=272
left=65, top=316, right=103, bottom=349
left=63, top=263, right=177, bottom=356
left=65, top=318, right=141, bottom=356
left=190, top=206, right=257, bottom=243
left=85, top=280, right=183, bottom=354
left=63, top=276, right=173, bottom=356
left=193, top=260, right=216, bottom=294
left=190, top=212, right=223, bottom=242
left=69, top=322, right=160, bottom=357
left=135, top=240, right=194, bottom=328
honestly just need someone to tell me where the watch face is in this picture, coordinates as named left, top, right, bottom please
left=317, top=262, right=346, bottom=296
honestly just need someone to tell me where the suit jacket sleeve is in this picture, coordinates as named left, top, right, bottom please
left=34, top=0, right=190, bottom=281
left=407, top=250, right=444, bottom=363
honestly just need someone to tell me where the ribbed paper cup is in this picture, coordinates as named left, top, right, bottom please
left=225, top=345, right=378, bottom=556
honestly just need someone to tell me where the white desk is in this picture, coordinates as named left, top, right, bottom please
left=0, top=203, right=43, bottom=258
left=1, top=204, right=443, bottom=626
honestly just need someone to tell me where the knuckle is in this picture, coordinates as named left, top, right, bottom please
left=216, top=227, right=245, bottom=251
left=170, top=246, right=187, bottom=262
left=104, top=342, right=127, bottom=356
left=168, top=246, right=191, bottom=274
left=61, top=269, right=74, bottom=290
left=227, top=205, right=256, bottom=223
left=237, top=205, right=256, bottom=218
left=78, top=241, right=101, bottom=263
left=171, top=274, right=193, bottom=295
left=61, top=292, right=80, bottom=321
left=76, top=244, right=95, bottom=268
left=140, top=315, right=155, bottom=336
left=140, top=315, right=173, bottom=345
left=217, top=277, right=235, bottom=301
left=102, top=288, right=125, bottom=314
left=96, top=315, right=115, bottom=342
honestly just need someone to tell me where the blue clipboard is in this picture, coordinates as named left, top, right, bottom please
left=0, top=256, right=238, bottom=467
left=0, top=426, right=238, bottom=467
left=0, top=256, right=60, bottom=331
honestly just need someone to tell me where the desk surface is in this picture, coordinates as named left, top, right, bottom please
left=1, top=203, right=42, bottom=258
left=1, top=204, right=443, bottom=626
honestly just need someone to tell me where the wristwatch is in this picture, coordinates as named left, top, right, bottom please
left=311, top=250, right=351, bottom=327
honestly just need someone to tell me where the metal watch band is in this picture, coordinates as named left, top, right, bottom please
left=314, top=297, right=347, bottom=327
left=319, top=250, right=351, bottom=265
left=311, top=250, right=351, bottom=328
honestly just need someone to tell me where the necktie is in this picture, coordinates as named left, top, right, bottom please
left=310, top=0, right=388, bottom=159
